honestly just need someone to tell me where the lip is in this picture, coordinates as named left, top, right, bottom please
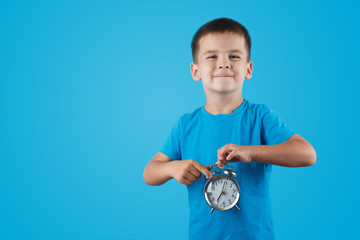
left=214, top=71, right=234, bottom=77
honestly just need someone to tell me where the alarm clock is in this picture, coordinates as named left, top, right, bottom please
left=204, top=164, right=240, bottom=214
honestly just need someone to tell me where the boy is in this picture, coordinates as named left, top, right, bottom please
left=143, top=18, right=316, bottom=240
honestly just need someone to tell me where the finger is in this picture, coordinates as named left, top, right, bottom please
left=180, top=164, right=200, bottom=180
left=226, top=151, right=236, bottom=162
left=186, top=164, right=202, bottom=179
left=216, top=160, right=227, bottom=169
left=217, top=146, right=225, bottom=162
left=203, top=165, right=214, bottom=178
left=184, top=170, right=199, bottom=182
left=216, top=153, right=231, bottom=168
left=192, top=161, right=212, bottom=179
left=216, top=155, right=226, bottom=168
left=217, top=151, right=237, bottom=168
left=217, top=144, right=232, bottom=162
left=205, top=165, right=213, bottom=170
left=179, top=178, right=192, bottom=186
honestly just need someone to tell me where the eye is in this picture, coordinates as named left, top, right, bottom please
left=229, top=55, right=240, bottom=59
left=207, top=56, right=217, bottom=59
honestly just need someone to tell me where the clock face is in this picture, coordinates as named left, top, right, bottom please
left=204, top=175, right=240, bottom=211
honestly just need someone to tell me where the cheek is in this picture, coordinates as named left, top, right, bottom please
left=237, top=65, right=247, bottom=75
left=199, top=67, right=212, bottom=77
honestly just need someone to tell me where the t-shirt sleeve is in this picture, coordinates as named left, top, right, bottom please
left=261, top=105, right=295, bottom=145
left=159, top=119, right=182, bottom=160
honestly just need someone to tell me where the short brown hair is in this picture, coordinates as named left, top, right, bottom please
left=191, top=18, right=252, bottom=63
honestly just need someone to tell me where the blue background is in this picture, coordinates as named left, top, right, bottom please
left=1, top=0, right=359, bottom=239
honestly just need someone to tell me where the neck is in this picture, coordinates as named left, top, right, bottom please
left=204, top=91, right=244, bottom=115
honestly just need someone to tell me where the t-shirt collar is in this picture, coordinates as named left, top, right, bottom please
left=201, top=99, right=247, bottom=119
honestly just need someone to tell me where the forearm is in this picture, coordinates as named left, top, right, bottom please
left=249, top=138, right=316, bottom=167
left=143, top=160, right=174, bottom=186
left=144, top=156, right=213, bottom=186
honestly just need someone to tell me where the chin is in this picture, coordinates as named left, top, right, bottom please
left=210, top=88, right=237, bottom=94
left=204, top=83, right=241, bottom=94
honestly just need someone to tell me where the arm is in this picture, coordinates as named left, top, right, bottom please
left=216, top=134, right=317, bottom=168
left=143, top=152, right=212, bottom=186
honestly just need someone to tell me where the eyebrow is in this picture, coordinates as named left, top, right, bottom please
left=202, top=50, right=244, bottom=55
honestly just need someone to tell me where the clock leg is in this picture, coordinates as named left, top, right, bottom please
left=210, top=208, right=214, bottom=214
left=235, top=205, right=240, bottom=211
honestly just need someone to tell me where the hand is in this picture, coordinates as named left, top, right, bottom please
left=169, top=160, right=212, bottom=186
left=216, top=144, right=252, bottom=168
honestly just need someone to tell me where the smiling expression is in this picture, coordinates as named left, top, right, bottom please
left=191, top=32, right=253, bottom=95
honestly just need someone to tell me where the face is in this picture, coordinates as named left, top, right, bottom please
left=190, top=33, right=253, bottom=95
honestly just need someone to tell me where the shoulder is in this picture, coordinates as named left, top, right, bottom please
left=171, top=107, right=203, bottom=135
left=244, top=99, right=270, bottom=117
left=178, top=106, right=202, bottom=124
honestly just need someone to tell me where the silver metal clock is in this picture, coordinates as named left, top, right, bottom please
left=204, top=164, right=240, bottom=214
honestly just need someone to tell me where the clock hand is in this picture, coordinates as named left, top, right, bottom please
left=217, top=182, right=227, bottom=202
left=217, top=191, right=222, bottom=202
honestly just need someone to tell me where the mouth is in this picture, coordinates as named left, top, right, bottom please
left=214, top=72, right=234, bottom=78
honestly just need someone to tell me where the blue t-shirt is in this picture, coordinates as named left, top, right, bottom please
left=160, top=99, right=295, bottom=240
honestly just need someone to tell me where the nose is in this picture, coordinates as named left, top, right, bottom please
left=218, top=59, right=231, bottom=69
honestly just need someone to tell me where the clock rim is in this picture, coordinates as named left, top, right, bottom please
left=203, top=174, right=240, bottom=211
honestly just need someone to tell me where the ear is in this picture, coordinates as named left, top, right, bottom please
left=190, top=62, right=201, bottom=81
left=245, top=61, right=253, bottom=79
